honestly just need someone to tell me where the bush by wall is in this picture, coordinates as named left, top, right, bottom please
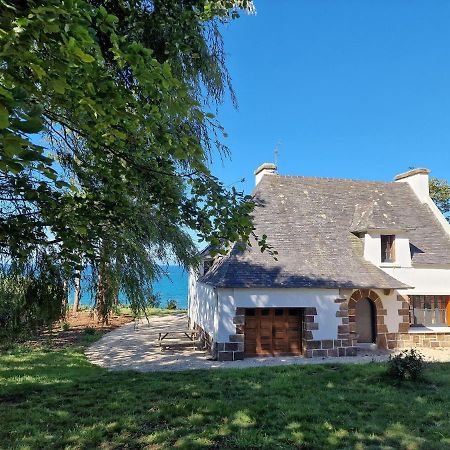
left=387, top=349, right=426, bottom=382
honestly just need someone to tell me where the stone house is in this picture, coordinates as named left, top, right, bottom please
left=188, top=164, right=450, bottom=361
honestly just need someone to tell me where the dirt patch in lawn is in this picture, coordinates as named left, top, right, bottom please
left=29, top=310, right=135, bottom=348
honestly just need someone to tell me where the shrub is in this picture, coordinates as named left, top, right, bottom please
left=111, top=303, right=122, bottom=316
left=80, top=327, right=102, bottom=345
left=166, top=299, right=177, bottom=310
left=82, top=327, right=96, bottom=336
left=0, top=273, right=65, bottom=341
left=61, top=322, right=70, bottom=332
left=387, top=349, right=426, bottom=382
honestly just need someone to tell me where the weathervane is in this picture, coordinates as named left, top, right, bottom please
left=274, top=141, right=281, bottom=171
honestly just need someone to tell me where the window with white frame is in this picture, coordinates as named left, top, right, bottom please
left=410, top=295, right=450, bottom=327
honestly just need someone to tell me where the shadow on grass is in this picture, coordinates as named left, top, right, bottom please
left=1, top=348, right=450, bottom=449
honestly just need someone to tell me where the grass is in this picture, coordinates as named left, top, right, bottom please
left=72, top=305, right=185, bottom=316
left=1, top=347, right=450, bottom=450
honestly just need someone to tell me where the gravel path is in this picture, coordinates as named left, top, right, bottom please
left=85, top=313, right=450, bottom=372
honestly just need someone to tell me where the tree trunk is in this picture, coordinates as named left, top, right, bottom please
left=62, top=280, right=68, bottom=319
left=96, top=271, right=109, bottom=325
left=113, top=283, right=119, bottom=307
left=72, top=273, right=81, bottom=314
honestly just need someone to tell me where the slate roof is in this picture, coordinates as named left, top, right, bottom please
left=349, top=200, right=415, bottom=233
left=200, top=174, right=450, bottom=289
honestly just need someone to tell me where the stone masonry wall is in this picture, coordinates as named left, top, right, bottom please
left=385, top=294, right=450, bottom=350
left=189, top=319, right=216, bottom=356
left=189, top=310, right=245, bottom=361
left=395, top=332, right=450, bottom=348
left=215, top=307, right=245, bottom=361
left=397, top=294, right=411, bottom=334
left=303, top=302, right=357, bottom=357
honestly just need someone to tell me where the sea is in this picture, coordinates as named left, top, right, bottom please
left=73, top=265, right=189, bottom=309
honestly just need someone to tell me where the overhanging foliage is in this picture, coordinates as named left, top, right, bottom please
left=0, top=0, right=262, bottom=324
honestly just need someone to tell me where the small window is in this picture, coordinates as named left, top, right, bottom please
left=203, top=259, right=213, bottom=274
left=274, top=308, right=283, bottom=316
left=381, top=235, right=396, bottom=263
left=261, top=309, right=270, bottom=316
left=245, top=309, right=255, bottom=317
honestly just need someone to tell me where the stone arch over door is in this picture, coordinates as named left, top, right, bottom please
left=348, top=289, right=388, bottom=349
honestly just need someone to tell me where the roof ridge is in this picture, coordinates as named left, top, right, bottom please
left=271, top=174, right=397, bottom=185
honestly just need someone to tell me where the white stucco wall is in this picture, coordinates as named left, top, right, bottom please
left=363, top=233, right=380, bottom=264
left=189, top=283, right=407, bottom=342
left=364, top=233, right=411, bottom=267
left=396, top=172, right=430, bottom=203
left=188, top=275, right=217, bottom=339
left=382, top=266, right=450, bottom=295
left=216, top=288, right=340, bottom=342
left=378, top=289, right=403, bottom=333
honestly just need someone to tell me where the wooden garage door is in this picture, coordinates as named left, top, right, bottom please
left=244, top=308, right=303, bottom=356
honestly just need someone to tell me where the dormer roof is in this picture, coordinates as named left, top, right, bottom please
left=350, top=200, right=415, bottom=234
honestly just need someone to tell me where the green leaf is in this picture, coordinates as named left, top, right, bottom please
left=50, top=78, right=66, bottom=94
left=11, top=117, right=43, bottom=133
left=75, top=225, right=88, bottom=236
left=44, top=22, right=60, bottom=33
left=17, top=149, right=42, bottom=162
left=42, top=168, right=58, bottom=181
left=0, top=87, right=13, bottom=101
left=55, top=180, right=70, bottom=189
left=5, top=160, right=24, bottom=174
left=74, top=47, right=96, bottom=63
left=29, top=63, right=46, bottom=80
left=0, top=104, right=9, bottom=129
left=2, top=134, right=27, bottom=156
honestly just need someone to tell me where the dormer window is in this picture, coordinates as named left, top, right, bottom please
left=381, top=235, right=396, bottom=263
left=203, top=258, right=214, bottom=274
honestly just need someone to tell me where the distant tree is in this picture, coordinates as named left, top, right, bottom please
left=166, top=299, right=178, bottom=310
left=430, top=177, right=450, bottom=222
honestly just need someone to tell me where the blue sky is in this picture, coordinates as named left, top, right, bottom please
left=210, top=0, right=450, bottom=194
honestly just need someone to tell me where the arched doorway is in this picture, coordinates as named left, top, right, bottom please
left=355, top=298, right=377, bottom=343
left=348, top=289, right=387, bottom=349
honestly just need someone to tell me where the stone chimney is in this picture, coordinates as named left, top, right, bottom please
left=395, top=167, right=450, bottom=235
left=394, top=168, right=431, bottom=203
left=254, top=163, right=277, bottom=185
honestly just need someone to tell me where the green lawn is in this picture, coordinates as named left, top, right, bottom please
left=1, top=347, right=450, bottom=450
